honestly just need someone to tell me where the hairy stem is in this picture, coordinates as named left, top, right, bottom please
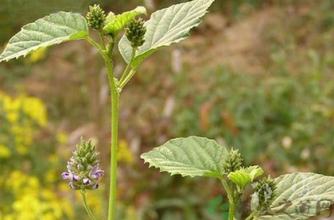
left=86, top=36, right=119, bottom=220
left=104, top=52, right=119, bottom=220
left=108, top=85, right=119, bottom=220
left=221, top=179, right=236, bottom=220
left=81, top=191, right=97, bottom=220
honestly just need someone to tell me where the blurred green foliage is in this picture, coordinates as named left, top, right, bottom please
left=174, top=64, right=334, bottom=173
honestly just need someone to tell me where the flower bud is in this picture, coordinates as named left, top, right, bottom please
left=62, top=138, right=104, bottom=190
left=253, top=177, right=276, bottom=211
left=125, top=18, right=146, bottom=48
left=86, top=4, right=106, bottom=30
left=223, top=148, right=244, bottom=173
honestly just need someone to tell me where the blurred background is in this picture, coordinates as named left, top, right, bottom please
left=1, top=0, right=334, bottom=219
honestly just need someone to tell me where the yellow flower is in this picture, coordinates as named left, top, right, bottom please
left=4, top=171, right=73, bottom=220
left=0, top=144, right=11, bottom=158
left=118, top=139, right=134, bottom=164
left=56, top=132, right=68, bottom=145
left=20, top=95, right=48, bottom=126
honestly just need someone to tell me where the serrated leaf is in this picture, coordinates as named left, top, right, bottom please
left=228, top=166, right=264, bottom=189
left=0, top=12, right=88, bottom=62
left=141, top=136, right=228, bottom=178
left=255, top=172, right=334, bottom=220
left=118, top=0, right=215, bottom=67
left=103, top=6, right=147, bottom=34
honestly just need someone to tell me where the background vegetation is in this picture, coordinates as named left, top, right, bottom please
left=0, top=0, right=334, bottom=219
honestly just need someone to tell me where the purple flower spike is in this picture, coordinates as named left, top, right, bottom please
left=62, top=138, right=103, bottom=190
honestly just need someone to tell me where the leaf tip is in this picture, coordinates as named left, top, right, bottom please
left=135, top=6, right=147, bottom=15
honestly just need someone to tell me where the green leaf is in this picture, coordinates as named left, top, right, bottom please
left=228, top=166, right=264, bottom=189
left=255, top=172, right=334, bottom=220
left=118, top=0, right=215, bottom=66
left=103, top=6, right=147, bottom=34
left=141, top=136, right=228, bottom=178
left=0, top=12, right=88, bottom=62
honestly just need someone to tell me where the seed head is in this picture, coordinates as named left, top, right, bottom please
left=86, top=4, right=106, bottom=30
left=223, top=148, right=244, bottom=173
left=126, top=18, right=146, bottom=48
left=62, top=138, right=104, bottom=190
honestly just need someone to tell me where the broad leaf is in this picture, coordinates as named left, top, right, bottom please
left=118, top=0, right=215, bottom=67
left=228, top=166, right=264, bottom=189
left=141, top=136, right=228, bottom=178
left=0, top=12, right=88, bottom=62
left=255, top=172, right=334, bottom=220
left=103, top=6, right=147, bottom=34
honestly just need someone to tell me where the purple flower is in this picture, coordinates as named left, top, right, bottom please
left=61, top=172, right=71, bottom=180
left=83, top=178, right=92, bottom=185
left=90, top=166, right=104, bottom=179
left=72, top=174, right=80, bottom=181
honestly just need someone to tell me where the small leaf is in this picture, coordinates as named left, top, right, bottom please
left=103, top=6, right=147, bottom=34
left=248, top=166, right=265, bottom=181
left=0, top=12, right=88, bottom=62
left=255, top=172, right=334, bottom=220
left=228, top=166, right=264, bottom=189
left=141, top=136, right=228, bottom=178
left=118, top=0, right=215, bottom=67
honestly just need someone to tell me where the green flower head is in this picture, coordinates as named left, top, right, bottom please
left=126, top=18, right=146, bottom=48
left=253, top=177, right=277, bottom=211
left=86, top=4, right=106, bottom=30
left=223, top=148, right=244, bottom=173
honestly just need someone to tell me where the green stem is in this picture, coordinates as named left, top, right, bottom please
left=245, top=212, right=256, bottom=220
left=86, top=36, right=119, bottom=220
left=108, top=85, right=119, bottom=220
left=81, top=190, right=97, bottom=220
left=119, top=47, right=136, bottom=83
left=104, top=51, right=119, bottom=220
left=221, top=179, right=236, bottom=220
left=99, top=32, right=106, bottom=50
left=119, top=69, right=137, bottom=89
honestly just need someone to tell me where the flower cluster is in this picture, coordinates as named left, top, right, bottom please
left=2, top=170, right=73, bottom=220
left=0, top=92, right=47, bottom=158
left=62, top=138, right=104, bottom=190
left=126, top=18, right=146, bottom=48
left=86, top=4, right=106, bottom=30
left=223, top=148, right=244, bottom=173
